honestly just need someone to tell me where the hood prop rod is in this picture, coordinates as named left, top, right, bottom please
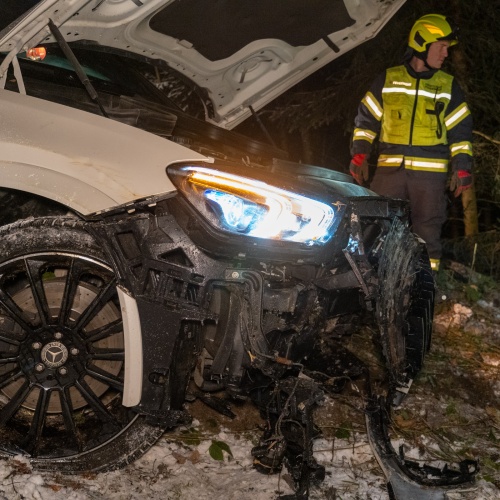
left=47, top=19, right=109, bottom=118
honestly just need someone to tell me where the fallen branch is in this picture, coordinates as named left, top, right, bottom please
left=473, top=130, right=500, bottom=145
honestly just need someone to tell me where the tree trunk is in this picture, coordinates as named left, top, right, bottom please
left=462, top=183, right=479, bottom=236
left=449, top=0, right=480, bottom=237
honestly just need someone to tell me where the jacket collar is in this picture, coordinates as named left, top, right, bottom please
left=404, top=60, right=438, bottom=80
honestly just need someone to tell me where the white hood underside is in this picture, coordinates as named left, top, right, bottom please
left=0, top=0, right=407, bottom=129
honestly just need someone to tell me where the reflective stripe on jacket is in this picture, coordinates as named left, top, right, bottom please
left=352, top=63, right=473, bottom=173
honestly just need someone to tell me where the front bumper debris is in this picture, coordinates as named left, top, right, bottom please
left=366, top=395, right=479, bottom=500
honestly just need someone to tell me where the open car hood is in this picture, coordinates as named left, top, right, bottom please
left=0, top=0, right=406, bottom=129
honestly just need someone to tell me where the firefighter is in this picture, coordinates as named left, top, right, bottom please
left=349, top=14, right=473, bottom=273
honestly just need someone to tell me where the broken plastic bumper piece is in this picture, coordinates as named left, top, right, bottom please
left=366, top=396, right=479, bottom=500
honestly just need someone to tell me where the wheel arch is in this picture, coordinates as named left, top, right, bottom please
left=0, top=161, right=118, bottom=216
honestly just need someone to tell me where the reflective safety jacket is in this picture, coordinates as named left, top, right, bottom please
left=352, top=62, right=473, bottom=173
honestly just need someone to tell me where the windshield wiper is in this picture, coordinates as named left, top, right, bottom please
left=48, top=19, right=109, bottom=118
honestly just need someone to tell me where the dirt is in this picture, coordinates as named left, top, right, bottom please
left=388, top=270, right=500, bottom=490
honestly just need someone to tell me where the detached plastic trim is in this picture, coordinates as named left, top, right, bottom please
left=117, top=286, right=143, bottom=407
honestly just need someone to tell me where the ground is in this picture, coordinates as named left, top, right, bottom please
left=0, top=263, right=499, bottom=499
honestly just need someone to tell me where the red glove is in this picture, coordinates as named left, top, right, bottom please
left=349, top=154, right=368, bottom=185
left=450, top=170, right=472, bottom=197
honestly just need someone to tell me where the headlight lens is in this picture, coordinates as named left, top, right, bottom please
left=169, top=165, right=335, bottom=246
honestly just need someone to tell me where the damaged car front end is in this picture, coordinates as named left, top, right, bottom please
left=0, top=1, right=478, bottom=498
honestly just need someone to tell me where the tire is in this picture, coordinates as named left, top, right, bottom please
left=0, top=217, right=165, bottom=472
left=376, top=218, right=435, bottom=385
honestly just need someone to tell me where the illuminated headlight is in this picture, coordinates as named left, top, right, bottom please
left=168, top=165, right=335, bottom=246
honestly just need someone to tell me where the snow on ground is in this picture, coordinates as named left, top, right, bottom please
left=0, top=426, right=389, bottom=500
left=0, top=419, right=497, bottom=500
left=0, top=420, right=372, bottom=499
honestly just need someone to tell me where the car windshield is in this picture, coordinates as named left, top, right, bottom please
left=2, top=46, right=168, bottom=103
left=19, top=52, right=111, bottom=81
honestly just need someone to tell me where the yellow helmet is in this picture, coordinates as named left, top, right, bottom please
left=408, top=14, right=458, bottom=53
